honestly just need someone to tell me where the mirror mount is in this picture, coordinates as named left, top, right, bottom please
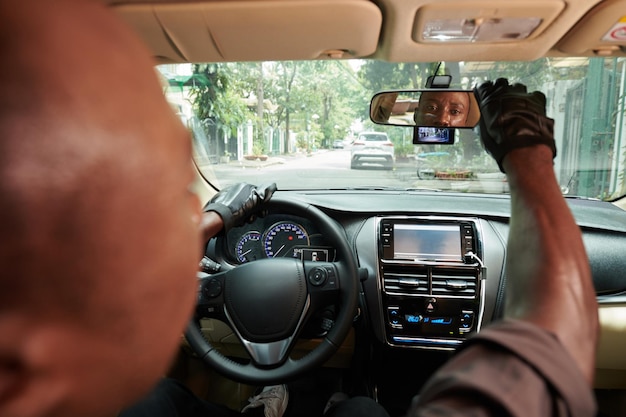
left=424, top=62, right=452, bottom=88
left=425, top=75, right=452, bottom=88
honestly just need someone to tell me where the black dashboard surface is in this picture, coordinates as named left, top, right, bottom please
left=206, top=189, right=626, bottom=349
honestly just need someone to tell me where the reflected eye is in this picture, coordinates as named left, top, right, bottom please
left=426, top=104, right=438, bottom=112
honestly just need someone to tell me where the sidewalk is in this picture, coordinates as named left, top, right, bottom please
left=228, top=150, right=327, bottom=168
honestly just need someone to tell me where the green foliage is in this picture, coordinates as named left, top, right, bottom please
left=182, top=58, right=594, bottom=159
left=394, top=143, right=415, bottom=158
left=185, top=61, right=366, bottom=148
left=358, top=61, right=439, bottom=93
left=188, top=64, right=249, bottom=128
left=465, top=59, right=556, bottom=91
left=252, top=141, right=265, bottom=156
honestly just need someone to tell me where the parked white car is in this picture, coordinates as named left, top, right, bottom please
left=350, top=132, right=395, bottom=170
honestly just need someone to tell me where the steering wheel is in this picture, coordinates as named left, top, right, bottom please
left=185, top=196, right=359, bottom=384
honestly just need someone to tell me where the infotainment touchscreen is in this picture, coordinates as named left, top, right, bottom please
left=393, top=224, right=461, bottom=261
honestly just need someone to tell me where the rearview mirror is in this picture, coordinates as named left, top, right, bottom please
left=370, top=89, right=480, bottom=128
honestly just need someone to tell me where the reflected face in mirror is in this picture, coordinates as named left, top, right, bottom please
left=414, top=91, right=471, bottom=127
left=369, top=90, right=479, bottom=127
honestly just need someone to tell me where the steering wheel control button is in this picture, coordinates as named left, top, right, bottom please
left=308, top=267, right=328, bottom=286
left=323, top=266, right=338, bottom=288
left=203, top=278, right=223, bottom=298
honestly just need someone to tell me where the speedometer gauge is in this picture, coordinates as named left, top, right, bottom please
left=235, top=231, right=262, bottom=263
left=263, top=221, right=310, bottom=258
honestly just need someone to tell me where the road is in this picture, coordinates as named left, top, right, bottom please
left=199, top=149, right=491, bottom=192
left=200, top=149, right=418, bottom=189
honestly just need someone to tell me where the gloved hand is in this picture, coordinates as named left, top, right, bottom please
left=204, top=182, right=276, bottom=231
left=473, top=78, right=556, bottom=172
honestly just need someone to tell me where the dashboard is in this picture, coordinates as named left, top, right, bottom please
left=205, top=190, right=626, bottom=388
left=221, top=214, right=336, bottom=264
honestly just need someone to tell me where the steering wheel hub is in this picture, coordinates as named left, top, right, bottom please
left=224, top=258, right=308, bottom=343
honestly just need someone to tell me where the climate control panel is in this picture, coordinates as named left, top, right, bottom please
left=377, top=216, right=484, bottom=349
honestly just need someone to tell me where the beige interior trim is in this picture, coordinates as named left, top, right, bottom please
left=194, top=318, right=354, bottom=368
left=372, top=0, right=605, bottom=62
left=557, top=0, right=626, bottom=56
left=595, top=301, right=626, bottom=388
left=114, top=0, right=382, bottom=63
left=412, top=1, right=565, bottom=43
left=111, top=0, right=626, bottom=62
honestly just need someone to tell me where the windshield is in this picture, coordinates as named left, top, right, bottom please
left=159, top=58, right=626, bottom=200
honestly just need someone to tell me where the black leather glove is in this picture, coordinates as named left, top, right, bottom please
left=204, top=182, right=276, bottom=231
left=473, top=78, right=556, bottom=172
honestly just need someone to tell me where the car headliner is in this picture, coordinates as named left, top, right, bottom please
left=107, top=0, right=626, bottom=65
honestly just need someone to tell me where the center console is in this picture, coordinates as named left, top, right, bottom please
left=377, top=216, right=485, bottom=349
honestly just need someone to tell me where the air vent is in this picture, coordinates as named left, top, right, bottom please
left=383, top=265, right=477, bottom=298
left=383, top=266, right=428, bottom=295
left=432, top=270, right=476, bottom=297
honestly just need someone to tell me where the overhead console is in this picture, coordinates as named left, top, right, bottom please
left=377, top=217, right=485, bottom=349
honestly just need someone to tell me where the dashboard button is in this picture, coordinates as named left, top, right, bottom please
left=459, top=310, right=475, bottom=332
left=425, top=298, right=437, bottom=313
left=387, top=307, right=402, bottom=328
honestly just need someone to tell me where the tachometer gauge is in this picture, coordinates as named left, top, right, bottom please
left=263, top=221, right=310, bottom=258
left=235, top=231, right=262, bottom=263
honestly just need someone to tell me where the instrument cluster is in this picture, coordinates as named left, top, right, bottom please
left=225, top=214, right=334, bottom=264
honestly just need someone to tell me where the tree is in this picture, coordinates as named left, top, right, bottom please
left=188, top=60, right=370, bottom=155
left=358, top=61, right=441, bottom=93
left=187, top=64, right=249, bottom=155
left=261, top=61, right=365, bottom=149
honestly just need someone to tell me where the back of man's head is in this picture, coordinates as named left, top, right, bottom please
left=0, top=1, right=201, bottom=416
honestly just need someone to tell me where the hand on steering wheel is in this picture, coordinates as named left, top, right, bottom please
left=204, top=182, right=277, bottom=231
left=186, top=196, right=359, bottom=385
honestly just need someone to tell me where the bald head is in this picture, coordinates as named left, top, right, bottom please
left=0, top=1, right=201, bottom=417
left=0, top=0, right=186, bottom=306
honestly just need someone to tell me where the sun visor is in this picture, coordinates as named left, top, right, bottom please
left=114, top=0, right=382, bottom=63
left=557, top=0, right=626, bottom=56
left=115, top=5, right=187, bottom=63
